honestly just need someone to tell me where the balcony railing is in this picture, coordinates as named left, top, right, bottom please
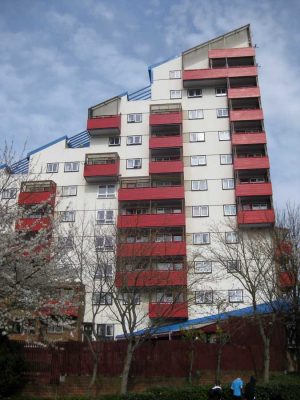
left=84, top=153, right=119, bottom=182
left=149, top=135, right=183, bottom=149
left=117, top=241, right=186, bottom=257
left=237, top=209, right=275, bottom=226
left=115, top=270, right=187, bottom=288
left=183, top=66, right=258, bottom=85
left=15, top=216, right=52, bottom=232
left=18, top=181, right=56, bottom=206
left=149, top=160, right=183, bottom=174
left=208, top=47, right=255, bottom=59
left=236, top=182, right=272, bottom=197
left=149, top=302, right=188, bottom=319
left=117, top=213, right=185, bottom=228
left=118, top=185, right=185, bottom=201
left=234, top=156, right=269, bottom=170
left=230, top=109, right=263, bottom=121
left=149, top=112, right=182, bottom=126
left=87, top=114, right=121, bottom=136
left=232, top=132, right=266, bottom=145
left=279, top=271, right=295, bottom=289
left=228, top=87, right=260, bottom=99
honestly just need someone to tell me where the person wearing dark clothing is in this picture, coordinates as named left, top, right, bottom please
left=208, top=383, right=222, bottom=400
left=244, top=376, right=256, bottom=400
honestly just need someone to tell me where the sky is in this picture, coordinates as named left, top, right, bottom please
left=0, top=0, right=299, bottom=208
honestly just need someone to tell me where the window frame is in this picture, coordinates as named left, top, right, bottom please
left=218, top=131, right=231, bottom=141
left=169, top=70, right=181, bottom=79
left=95, top=236, right=114, bottom=251
left=193, top=232, right=210, bottom=245
left=187, top=89, right=203, bottom=98
left=64, top=162, right=80, bottom=173
left=189, top=132, right=205, bottom=142
left=97, top=323, right=114, bottom=339
left=170, top=90, right=182, bottom=99
left=227, top=260, right=241, bottom=273
left=108, top=137, right=121, bottom=146
left=60, top=210, right=76, bottom=223
left=1, top=188, right=17, bottom=199
left=95, top=263, right=113, bottom=280
left=191, top=180, right=208, bottom=191
left=97, top=184, right=116, bottom=199
left=96, top=210, right=115, bottom=224
left=228, top=289, right=243, bottom=303
left=220, top=154, right=233, bottom=165
left=195, top=290, right=213, bottom=304
left=46, top=162, right=59, bottom=173
left=225, top=231, right=239, bottom=244
left=127, top=113, right=142, bottom=123
left=93, top=292, right=113, bottom=305
left=188, top=109, right=204, bottom=119
left=223, top=204, right=237, bottom=216
left=215, top=87, right=227, bottom=97
left=192, top=205, right=209, bottom=217
left=126, top=158, right=142, bottom=169
left=194, top=261, right=212, bottom=274
left=216, top=108, right=229, bottom=118
left=61, top=185, right=77, bottom=197
left=190, top=155, right=207, bottom=166
left=127, top=135, right=142, bottom=146
left=122, top=292, right=140, bottom=305
left=222, top=178, right=235, bottom=190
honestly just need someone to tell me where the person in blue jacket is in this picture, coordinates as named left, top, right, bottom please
left=231, top=377, right=244, bottom=399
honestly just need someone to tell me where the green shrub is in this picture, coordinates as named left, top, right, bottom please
left=0, top=334, right=25, bottom=397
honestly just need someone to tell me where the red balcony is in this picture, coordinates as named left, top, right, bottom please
left=16, top=217, right=52, bottom=232
left=115, top=270, right=187, bottom=288
left=209, top=47, right=255, bottom=59
left=84, top=161, right=119, bottom=182
left=237, top=209, right=275, bottom=226
left=232, top=132, right=266, bottom=145
left=149, top=112, right=182, bottom=126
left=87, top=115, right=121, bottom=136
left=149, top=302, right=188, bottom=319
left=230, top=109, right=263, bottom=121
left=117, top=213, right=185, bottom=228
left=18, top=181, right=56, bottom=207
left=183, top=66, right=257, bottom=83
left=118, top=186, right=184, bottom=201
left=236, top=183, right=272, bottom=197
left=117, top=241, right=186, bottom=257
left=228, top=87, right=260, bottom=99
left=149, top=160, right=183, bottom=174
left=234, top=156, right=270, bottom=170
left=40, top=300, right=80, bottom=318
left=149, top=136, right=183, bottom=149
left=279, top=271, right=295, bottom=289
left=275, top=241, right=292, bottom=258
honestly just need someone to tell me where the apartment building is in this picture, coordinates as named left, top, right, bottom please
left=1, top=25, right=275, bottom=340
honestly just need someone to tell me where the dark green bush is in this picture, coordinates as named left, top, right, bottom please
left=0, top=334, right=25, bottom=397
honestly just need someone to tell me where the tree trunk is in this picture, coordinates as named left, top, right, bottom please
left=188, top=346, right=194, bottom=384
left=263, top=337, right=270, bottom=383
left=216, top=344, right=222, bottom=384
left=120, top=340, right=134, bottom=394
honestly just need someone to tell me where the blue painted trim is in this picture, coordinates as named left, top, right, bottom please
left=67, top=130, right=90, bottom=148
left=27, top=135, right=67, bottom=157
left=148, top=54, right=180, bottom=83
left=116, top=302, right=283, bottom=339
left=0, top=163, right=8, bottom=170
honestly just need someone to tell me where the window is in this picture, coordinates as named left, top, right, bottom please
left=215, top=87, right=227, bottom=97
left=95, top=264, right=113, bottom=280
left=224, top=204, right=237, bottom=216
left=227, top=260, right=241, bottom=272
left=127, top=113, right=142, bottom=123
left=192, top=205, right=209, bottom=217
left=123, top=292, right=140, bottom=305
left=225, top=231, right=238, bottom=244
left=193, top=233, right=210, bottom=245
left=228, top=289, right=243, bottom=303
left=217, top=108, right=229, bottom=118
left=220, top=154, right=232, bottom=165
left=1, top=188, right=17, bottom=199
left=188, top=109, right=204, bottom=119
left=191, top=180, right=208, bottom=191
left=46, top=162, right=59, bottom=173
left=195, top=290, right=213, bottom=304
left=92, top=292, right=112, bottom=305
left=222, top=179, right=235, bottom=190
left=169, top=70, right=181, bottom=79
left=189, top=132, right=205, bottom=142
left=252, top=203, right=268, bottom=210
left=60, top=210, right=75, bottom=222
left=127, top=135, right=142, bottom=145
left=188, top=89, right=202, bottom=98
left=109, top=137, right=121, bottom=146
left=95, top=236, right=114, bottom=251
left=60, top=236, right=73, bottom=249
left=170, top=90, right=182, bottom=99
left=47, top=324, right=63, bottom=333
left=61, top=185, right=77, bottom=196
left=191, top=155, right=206, bottom=166
left=96, top=210, right=114, bottom=224
left=64, top=162, right=79, bottom=172
left=97, top=324, right=114, bottom=339
left=218, top=131, right=230, bottom=141
left=195, top=261, right=212, bottom=274
left=98, top=184, right=115, bottom=198
left=127, top=159, right=142, bottom=169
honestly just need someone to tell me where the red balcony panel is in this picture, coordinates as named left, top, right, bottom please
left=118, top=213, right=185, bottom=228
left=149, top=160, right=183, bottom=174
left=209, top=47, right=255, bottom=59
left=183, top=66, right=257, bottom=81
left=228, top=87, right=260, bottom=99
left=149, top=302, right=188, bottom=319
left=275, top=241, right=293, bottom=258
left=84, top=162, right=119, bottom=182
left=149, top=136, right=183, bottom=149
left=115, top=270, right=187, bottom=288
left=232, top=132, right=266, bottom=145
left=234, top=157, right=270, bottom=170
left=118, top=186, right=185, bottom=201
left=279, top=271, right=295, bottom=289
left=16, top=217, right=52, bottom=232
left=40, top=301, right=80, bottom=318
left=149, top=112, right=182, bottom=126
left=237, top=209, right=275, bottom=226
left=117, top=241, right=186, bottom=257
left=230, top=109, right=263, bottom=122
left=18, top=191, right=56, bottom=206
left=236, top=183, right=272, bottom=197
left=87, top=115, right=121, bottom=135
